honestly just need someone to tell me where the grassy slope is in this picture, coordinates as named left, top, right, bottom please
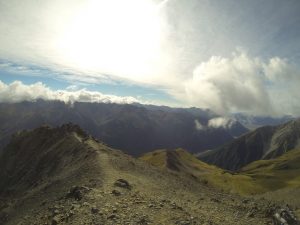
left=140, top=149, right=261, bottom=195
left=140, top=148, right=300, bottom=196
left=241, top=148, right=300, bottom=191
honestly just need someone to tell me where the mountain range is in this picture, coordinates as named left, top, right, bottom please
left=233, top=113, right=295, bottom=130
left=0, top=100, right=248, bottom=155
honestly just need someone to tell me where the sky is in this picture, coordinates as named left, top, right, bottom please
left=0, top=0, right=300, bottom=116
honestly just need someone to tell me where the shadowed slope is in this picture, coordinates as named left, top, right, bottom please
left=199, top=119, right=300, bottom=170
left=0, top=123, right=101, bottom=196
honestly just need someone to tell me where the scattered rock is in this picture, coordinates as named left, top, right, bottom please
left=114, top=179, right=131, bottom=189
left=67, top=186, right=83, bottom=200
left=137, top=216, right=149, bottom=225
left=107, top=214, right=117, bottom=220
left=176, top=220, right=191, bottom=225
left=171, top=202, right=183, bottom=210
left=53, top=209, right=60, bottom=215
left=68, top=210, right=75, bottom=216
left=41, top=201, right=47, bottom=206
left=148, top=203, right=154, bottom=208
left=210, top=198, right=220, bottom=203
left=272, top=205, right=299, bottom=225
left=82, top=202, right=90, bottom=207
left=112, top=207, right=118, bottom=213
left=0, top=212, right=9, bottom=223
left=246, top=211, right=254, bottom=218
left=51, top=215, right=60, bottom=225
left=91, top=207, right=99, bottom=214
left=242, top=199, right=250, bottom=204
left=112, top=189, right=121, bottom=196
left=70, top=203, right=80, bottom=210
left=66, top=186, right=90, bottom=200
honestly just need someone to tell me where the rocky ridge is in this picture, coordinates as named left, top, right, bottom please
left=0, top=124, right=290, bottom=225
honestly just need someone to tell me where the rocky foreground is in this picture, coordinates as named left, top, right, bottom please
left=0, top=124, right=298, bottom=225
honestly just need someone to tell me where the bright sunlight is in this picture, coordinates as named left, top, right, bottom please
left=56, top=0, right=164, bottom=83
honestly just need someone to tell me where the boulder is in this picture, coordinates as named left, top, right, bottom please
left=114, top=179, right=131, bottom=190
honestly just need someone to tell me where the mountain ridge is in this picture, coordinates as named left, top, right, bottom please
left=198, top=119, right=300, bottom=171
left=0, top=124, right=283, bottom=225
left=0, top=100, right=248, bottom=155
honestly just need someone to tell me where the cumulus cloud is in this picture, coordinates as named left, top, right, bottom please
left=174, top=52, right=300, bottom=116
left=208, top=117, right=235, bottom=129
left=0, top=80, right=139, bottom=104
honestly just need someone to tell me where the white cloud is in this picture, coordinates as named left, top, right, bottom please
left=66, top=85, right=78, bottom=91
left=194, top=119, right=205, bottom=130
left=1, top=0, right=300, bottom=117
left=173, top=52, right=300, bottom=116
left=3, top=51, right=300, bottom=116
left=208, top=117, right=235, bottom=129
left=0, top=80, right=139, bottom=104
left=0, top=0, right=169, bottom=85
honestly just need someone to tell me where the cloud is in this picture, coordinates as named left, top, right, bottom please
left=1, top=1, right=300, bottom=116
left=0, top=80, right=139, bottom=104
left=173, top=52, right=300, bottom=116
left=208, top=117, right=235, bottom=129
left=195, top=117, right=238, bottom=131
left=0, top=0, right=169, bottom=85
left=66, top=85, right=79, bottom=91
left=194, top=119, right=205, bottom=130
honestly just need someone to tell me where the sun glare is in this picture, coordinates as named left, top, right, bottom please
left=56, top=0, right=163, bottom=82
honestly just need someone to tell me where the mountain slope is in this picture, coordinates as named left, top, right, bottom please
left=0, top=125, right=277, bottom=225
left=0, top=123, right=101, bottom=197
left=140, top=149, right=261, bottom=195
left=198, top=119, right=300, bottom=170
left=141, top=148, right=300, bottom=195
left=141, top=148, right=300, bottom=220
left=0, top=100, right=248, bottom=155
left=241, top=148, right=300, bottom=191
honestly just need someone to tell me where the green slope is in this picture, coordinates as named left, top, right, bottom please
left=240, top=148, right=300, bottom=191
left=141, top=148, right=300, bottom=196
left=140, top=149, right=261, bottom=195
